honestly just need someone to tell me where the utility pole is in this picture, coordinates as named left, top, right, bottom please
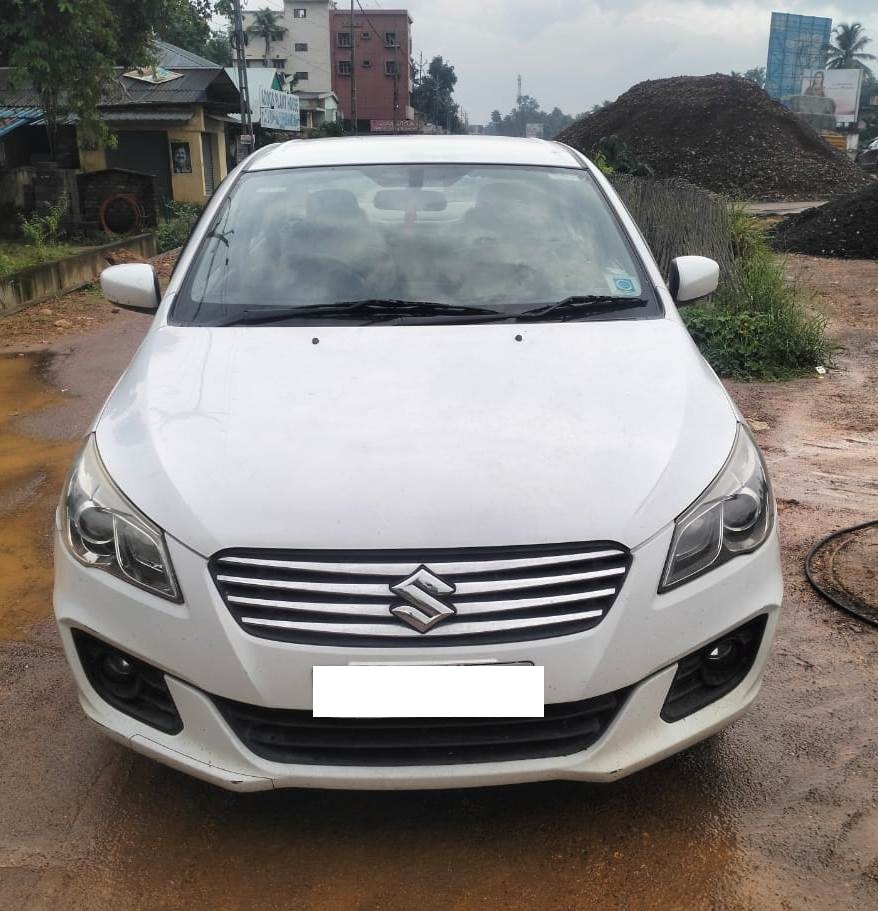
left=349, top=0, right=358, bottom=134
left=231, top=0, right=255, bottom=155
left=517, top=74, right=522, bottom=105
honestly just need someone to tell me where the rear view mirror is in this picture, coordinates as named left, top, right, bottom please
left=373, top=189, right=447, bottom=212
left=100, top=263, right=161, bottom=313
left=669, top=256, right=719, bottom=304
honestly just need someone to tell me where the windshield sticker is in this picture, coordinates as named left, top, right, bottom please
left=606, top=272, right=641, bottom=296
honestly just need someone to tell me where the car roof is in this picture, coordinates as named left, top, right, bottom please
left=247, top=135, right=583, bottom=171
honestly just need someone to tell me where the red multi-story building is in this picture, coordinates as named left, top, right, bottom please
left=329, top=8, right=414, bottom=134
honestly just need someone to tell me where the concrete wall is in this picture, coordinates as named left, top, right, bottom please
left=0, top=233, right=157, bottom=317
left=0, top=166, right=36, bottom=212
left=244, top=1, right=333, bottom=95
left=330, top=9, right=412, bottom=125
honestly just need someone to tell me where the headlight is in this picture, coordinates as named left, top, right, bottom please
left=661, top=424, right=774, bottom=591
left=62, top=435, right=181, bottom=602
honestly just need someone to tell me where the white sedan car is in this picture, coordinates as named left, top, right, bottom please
left=55, top=136, right=782, bottom=791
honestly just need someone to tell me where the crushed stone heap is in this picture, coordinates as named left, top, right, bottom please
left=557, top=75, right=872, bottom=201
left=772, top=183, right=878, bottom=258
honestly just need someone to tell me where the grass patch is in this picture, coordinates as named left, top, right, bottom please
left=682, top=205, right=834, bottom=379
left=0, top=241, right=85, bottom=278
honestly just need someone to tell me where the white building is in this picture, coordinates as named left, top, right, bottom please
left=242, top=1, right=333, bottom=97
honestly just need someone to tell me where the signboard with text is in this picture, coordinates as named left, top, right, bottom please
left=370, top=119, right=418, bottom=133
left=260, top=88, right=300, bottom=132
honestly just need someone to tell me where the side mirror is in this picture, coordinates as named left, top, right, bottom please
left=669, top=256, right=719, bottom=304
left=100, top=263, right=161, bottom=313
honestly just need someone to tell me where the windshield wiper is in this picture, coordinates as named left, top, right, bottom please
left=515, top=295, right=649, bottom=322
left=211, top=299, right=507, bottom=327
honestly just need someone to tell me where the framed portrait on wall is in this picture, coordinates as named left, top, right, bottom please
left=170, top=141, right=192, bottom=174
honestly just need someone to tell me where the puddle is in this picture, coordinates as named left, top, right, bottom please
left=0, top=353, right=77, bottom=639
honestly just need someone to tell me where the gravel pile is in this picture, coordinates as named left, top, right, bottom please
left=771, top=183, right=878, bottom=258
left=557, top=75, right=872, bottom=200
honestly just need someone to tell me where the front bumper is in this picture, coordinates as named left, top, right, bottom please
left=54, top=524, right=783, bottom=791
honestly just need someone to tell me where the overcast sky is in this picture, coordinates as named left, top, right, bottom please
left=237, top=2, right=875, bottom=123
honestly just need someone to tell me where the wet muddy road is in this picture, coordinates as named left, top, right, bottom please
left=1, top=258, right=876, bottom=910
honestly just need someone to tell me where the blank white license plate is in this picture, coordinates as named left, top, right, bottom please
left=312, top=665, right=544, bottom=718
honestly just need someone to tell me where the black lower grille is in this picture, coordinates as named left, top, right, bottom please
left=213, top=688, right=630, bottom=766
left=73, top=630, right=182, bottom=734
left=661, top=615, right=767, bottom=722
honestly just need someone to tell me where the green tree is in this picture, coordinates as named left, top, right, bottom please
left=202, top=29, right=234, bottom=66
left=731, top=67, right=766, bottom=87
left=246, top=7, right=287, bottom=66
left=488, top=96, right=576, bottom=138
left=156, top=0, right=211, bottom=54
left=155, top=0, right=232, bottom=64
left=0, top=1, right=219, bottom=158
left=412, top=56, right=464, bottom=133
left=825, top=22, right=875, bottom=79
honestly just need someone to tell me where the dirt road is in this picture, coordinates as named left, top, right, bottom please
left=0, top=257, right=876, bottom=911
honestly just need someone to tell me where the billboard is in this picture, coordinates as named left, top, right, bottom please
left=799, top=69, right=863, bottom=124
left=765, top=12, right=831, bottom=107
left=260, top=88, right=300, bottom=132
left=370, top=119, right=418, bottom=133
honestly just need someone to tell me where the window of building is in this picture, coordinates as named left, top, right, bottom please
left=294, top=42, right=308, bottom=52
left=272, top=59, right=287, bottom=69
left=384, top=60, right=399, bottom=76
left=294, top=71, right=309, bottom=81
left=362, top=59, right=372, bottom=68
left=337, top=60, right=352, bottom=76
left=361, top=31, right=371, bottom=39
left=337, top=31, right=352, bottom=47
left=292, top=7, right=306, bottom=17
left=385, top=32, right=398, bottom=47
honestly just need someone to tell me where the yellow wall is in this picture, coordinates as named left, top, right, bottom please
left=167, top=111, right=229, bottom=204
left=79, top=107, right=229, bottom=204
left=79, top=148, right=107, bottom=171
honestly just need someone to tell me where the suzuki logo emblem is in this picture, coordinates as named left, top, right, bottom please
left=389, top=566, right=457, bottom=633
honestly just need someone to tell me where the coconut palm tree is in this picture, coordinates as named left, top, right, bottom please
left=246, top=8, right=288, bottom=67
left=825, top=22, right=875, bottom=79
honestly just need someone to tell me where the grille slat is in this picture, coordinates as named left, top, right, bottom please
left=239, top=609, right=605, bottom=637
left=214, top=688, right=631, bottom=766
left=211, top=543, right=631, bottom=647
left=216, top=548, right=626, bottom=577
left=227, top=586, right=617, bottom=617
left=217, top=565, right=625, bottom=596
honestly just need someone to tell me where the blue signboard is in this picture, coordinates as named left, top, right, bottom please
left=766, top=12, right=832, bottom=107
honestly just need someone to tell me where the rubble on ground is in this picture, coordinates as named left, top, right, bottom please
left=557, top=75, right=872, bottom=200
left=771, top=183, right=878, bottom=259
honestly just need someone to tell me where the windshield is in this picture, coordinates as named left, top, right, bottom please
left=172, top=164, right=660, bottom=326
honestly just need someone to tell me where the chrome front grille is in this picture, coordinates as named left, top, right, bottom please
left=210, top=543, right=631, bottom=647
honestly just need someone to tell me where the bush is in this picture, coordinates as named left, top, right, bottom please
left=682, top=307, right=833, bottom=380
left=156, top=201, right=203, bottom=253
left=687, top=205, right=835, bottom=378
left=18, top=192, right=69, bottom=258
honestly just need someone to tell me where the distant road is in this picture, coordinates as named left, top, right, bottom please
left=745, top=200, right=827, bottom=216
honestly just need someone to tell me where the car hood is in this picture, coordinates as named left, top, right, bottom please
left=95, top=319, right=737, bottom=556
